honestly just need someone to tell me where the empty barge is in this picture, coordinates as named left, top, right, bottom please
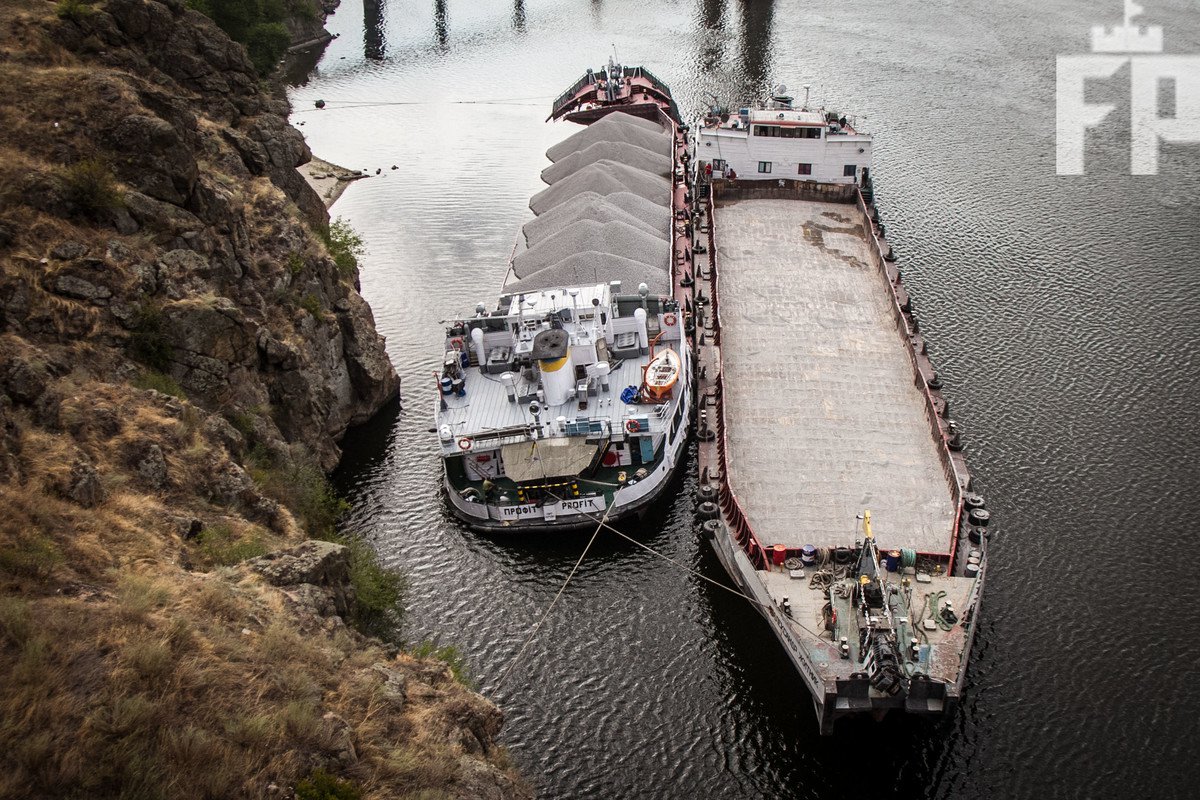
left=689, top=90, right=992, bottom=733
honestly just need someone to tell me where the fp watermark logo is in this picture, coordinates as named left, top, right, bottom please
left=1056, top=1, right=1200, bottom=174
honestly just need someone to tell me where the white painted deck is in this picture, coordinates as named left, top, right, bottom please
left=715, top=199, right=955, bottom=553
left=438, top=355, right=675, bottom=455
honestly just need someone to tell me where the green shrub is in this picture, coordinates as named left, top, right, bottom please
left=299, top=293, right=322, bottom=316
left=56, top=0, right=96, bottom=22
left=60, top=159, right=123, bottom=217
left=246, top=22, right=290, bottom=76
left=342, top=536, right=406, bottom=641
left=245, top=454, right=405, bottom=640
left=195, top=524, right=268, bottom=566
left=0, top=596, right=31, bottom=645
left=133, top=370, right=185, bottom=399
left=320, top=218, right=366, bottom=278
left=409, top=640, right=472, bottom=687
left=287, top=252, right=305, bottom=276
left=0, top=534, right=62, bottom=578
left=187, top=0, right=321, bottom=77
left=296, top=768, right=362, bottom=800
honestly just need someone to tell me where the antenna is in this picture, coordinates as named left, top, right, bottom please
left=803, top=84, right=811, bottom=110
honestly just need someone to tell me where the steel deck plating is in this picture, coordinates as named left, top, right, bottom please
left=715, top=199, right=956, bottom=555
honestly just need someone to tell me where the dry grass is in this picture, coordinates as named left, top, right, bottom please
left=0, top=5, right=528, bottom=798
left=0, top=411, right=520, bottom=797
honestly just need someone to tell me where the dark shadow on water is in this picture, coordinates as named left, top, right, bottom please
left=282, top=39, right=333, bottom=88
left=736, top=0, right=774, bottom=101
left=513, top=0, right=526, bottom=34
left=364, top=0, right=387, bottom=61
left=434, top=0, right=450, bottom=50
left=331, top=395, right=404, bottom=492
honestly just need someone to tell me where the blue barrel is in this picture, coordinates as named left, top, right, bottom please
left=440, top=376, right=453, bottom=394
left=800, top=544, right=817, bottom=566
left=452, top=378, right=466, bottom=397
left=884, top=550, right=901, bottom=572
left=460, top=350, right=470, bottom=368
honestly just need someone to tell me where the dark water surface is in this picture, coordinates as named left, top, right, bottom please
left=288, top=1, right=1200, bottom=797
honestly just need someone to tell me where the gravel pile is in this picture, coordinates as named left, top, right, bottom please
left=512, top=219, right=668, bottom=278
left=504, top=110, right=676, bottom=295
left=546, top=113, right=671, bottom=162
left=504, top=252, right=670, bottom=295
left=522, top=191, right=668, bottom=247
left=541, top=140, right=671, bottom=185
left=529, top=160, right=671, bottom=214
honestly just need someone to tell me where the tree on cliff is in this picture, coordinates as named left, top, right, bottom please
left=187, top=0, right=317, bottom=75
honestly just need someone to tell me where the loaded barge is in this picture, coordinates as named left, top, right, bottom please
left=435, top=62, right=693, bottom=531
left=690, top=89, right=991, bottom=732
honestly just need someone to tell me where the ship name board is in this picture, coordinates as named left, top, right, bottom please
left=498, top=496, right=606, bottom=520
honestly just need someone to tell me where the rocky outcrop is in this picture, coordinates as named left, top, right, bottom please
left=4, top=0, right=399, bottom=470
left=0, top=4, right=526, bottom=799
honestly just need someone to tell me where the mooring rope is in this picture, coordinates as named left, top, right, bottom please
left=538, top=491, right=829, bottom=642
left=492, top=496, right=614, bottom=687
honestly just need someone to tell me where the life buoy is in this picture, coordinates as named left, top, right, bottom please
left=457, top=436, right=473, bottom=452
left=625, top=419, right=641, bottom=434
left=449, top=337, right=465, bottom=350
left=662, top=312, right=677, bottom=327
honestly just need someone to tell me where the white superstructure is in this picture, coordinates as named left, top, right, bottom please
left=695, top=85, right=872, bottom=185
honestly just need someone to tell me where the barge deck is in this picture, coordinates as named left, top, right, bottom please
left=716, top=198, right=955, bottom=555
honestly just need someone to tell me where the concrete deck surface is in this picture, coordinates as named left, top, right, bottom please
left=715, top=199, right=955, bottom=553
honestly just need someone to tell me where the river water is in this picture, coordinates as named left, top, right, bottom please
left=287, top=1, right=1200, bottom=797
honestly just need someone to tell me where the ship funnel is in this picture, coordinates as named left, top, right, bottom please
left=532, top=328, right=574, bottom=407
left=471, top=326, right=485, bottom=367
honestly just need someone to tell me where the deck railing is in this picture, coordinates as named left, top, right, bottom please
left=703, top=192, right=767, bottom=569
left=550, top=69, right=598, bottom=118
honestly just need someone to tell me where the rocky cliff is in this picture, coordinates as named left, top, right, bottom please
left=0, top=1, right=528, bottom=797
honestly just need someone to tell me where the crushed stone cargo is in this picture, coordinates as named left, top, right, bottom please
left=541, top=140, right=672, bottom=185
left=503, top=251, right=670, bottom=295
left=546, top=112, right=671, bottom=162
left=522, top=191, right=670, bottom=247
left=513, top=219, right=670, bottom=278
left=529, top=160, right=671, bottom=214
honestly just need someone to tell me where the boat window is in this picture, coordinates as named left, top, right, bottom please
left=712, top=158, right=726, bottom=171
left=798, top=163, right=812, bottom=175
left=753, top=125, right=817, bottom=139
left=758, top=161, right=772, bottom=174
left=843, top=164, right=857, bottom=177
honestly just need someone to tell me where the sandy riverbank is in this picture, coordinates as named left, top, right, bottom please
left=299, top=156, right=367, bottom=208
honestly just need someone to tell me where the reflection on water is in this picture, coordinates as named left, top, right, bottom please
left=737, top=0, right=774, bottom=100
left=513, top=0, right=526, bottom=34
left=364, top=0, right=387, bottom=60
left=294, top=1, right=1200, bottom=797
left=434, top=0, right=450, bottom=50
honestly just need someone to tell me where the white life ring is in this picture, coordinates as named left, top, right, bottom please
left=457, top=436, right=473, bottom=452
left=662, top=312, right=677, bottom=327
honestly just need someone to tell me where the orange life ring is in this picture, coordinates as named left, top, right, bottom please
left=457, top=436, right=473, bottom=452
left=625, top=419, right=641, bottom=434
left=662, top=312, right=677, bottom=327
left=449, top=336, right=465, bottom=350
